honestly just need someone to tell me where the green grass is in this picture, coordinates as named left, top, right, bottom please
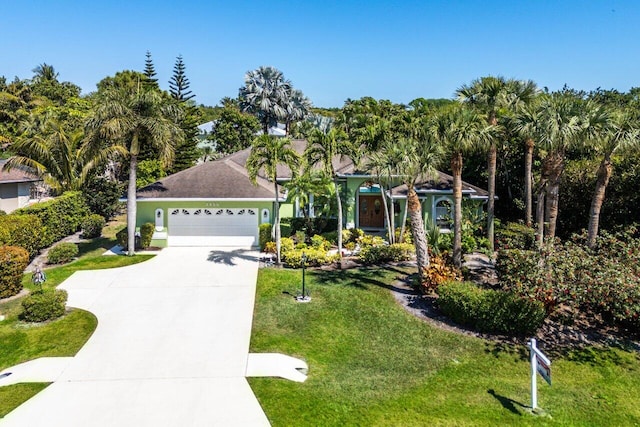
left=249, top=267, right=640, bottom=426
left=0, top=217, right=154, bottom=418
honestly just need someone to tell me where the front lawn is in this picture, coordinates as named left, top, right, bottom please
left=249, top=267, right=640, bottom=426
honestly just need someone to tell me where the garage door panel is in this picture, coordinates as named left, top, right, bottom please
left=168, top=208, right=259, bottom=246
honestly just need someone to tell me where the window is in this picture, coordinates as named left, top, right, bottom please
left=435, top=199, right=452, bottom=229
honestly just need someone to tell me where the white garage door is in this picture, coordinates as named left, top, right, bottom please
left=168, top=208, right=259, bottom=247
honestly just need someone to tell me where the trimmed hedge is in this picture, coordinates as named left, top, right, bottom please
left=47, top=242, right=79, bottom=265
left=140, top=222, right=154, bottom=249
left=81, top=214, right=106, bottom=239
left=0, top=214, right=43, bottom=259
left=282, top=248, right=339, bottom=268
left=20, top=289, right=68, bottom=322
left=14, top=191, right=90, bottom=248
left=359, top=243, right=414, bottom=265
left=437, top=281, right=546, bottom=336
left=496, top=222, right=536, bottom=251
left=281, top=217, right=338, bottom=237
left=259, top=223, right=273, bottom=251
left=0, top=246, right=29, bottom=298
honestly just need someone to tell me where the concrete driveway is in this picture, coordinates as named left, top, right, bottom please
left=1, top=247, right=277, bottom=426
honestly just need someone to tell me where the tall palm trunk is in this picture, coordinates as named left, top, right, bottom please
left=379, top=180, right=392, bottom=243
left=399, top=199, right=409, bottom=243
left=335, top=180, right=343, bottom=263
left=524, top=138, right=535, bottom=227
left=274, top=181, right=281, bottom=264
left=451, top=152, right=463, bottom=268
left=407, top=185, right=429, bottom=279
left=389, top=185, right=395, bottom=243
left=486, top=141, right=497, bottom=252
left=544, top=152, right=564, bottom=239
left=587, top=155, right=612, bottom=248
left=127, top=154, right=138, bottom=256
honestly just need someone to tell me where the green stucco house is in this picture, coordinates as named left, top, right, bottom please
left=135, top=139, right=488, bottom=247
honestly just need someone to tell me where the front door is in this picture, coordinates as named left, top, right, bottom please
left=359, top=195, right=384, bottom=228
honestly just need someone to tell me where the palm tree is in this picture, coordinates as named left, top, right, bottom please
left=284, top=89, right=312, bottom=135
left=457, top=77, right=537, bottom=251
left=32, top=63, right=59, bottom=82
left=585, top=108, right=638, bottom=247
left=247, top=135, right=299, bottom=264
left=239, top=66, right=292, bottom=134
left=395, top=134, right=443, bottom=279
left=4, top=113, right=124, bottom=193
left=86, top=88, right=182, bottom=255
left=306, top=127, right=358, bottom=260
left=432, top=106, right=490, bottom=267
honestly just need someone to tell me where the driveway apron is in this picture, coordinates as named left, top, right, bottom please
left=1, top=247, right=271, bottom=426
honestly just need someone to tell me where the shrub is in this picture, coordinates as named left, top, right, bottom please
left=321, top=230, right=338, bottom=244
left=359, top=243, right=414, bottom=265
left=140, top=222, right=155, bottom=249
left=0, top=214, right=43, bottom=259
left=437, top=281, right=546, bottom=336
left=394, top=227, right=412, bottom=244
left=310, top=234, right=331, bottom=251
left=116, top=227, right=129, bottom=249
left=14, top=191, right=90, bottom=247
left=0, top=246, right=29, bottom=298
left=497, top=228, right=640, bottom=328
left=20, top=289, right=68, bottom=322
left=357, top=234, right=386, bottom=248
left=344, top=228, right=364, bottom=244
left=282, top=217, right=338, bottom=238
left=420, top=254, right=462, bottom=293
left=496, top=222, right=536, bottom=251
left=294, top=230, right=306, bottom=244
left=47, top=242, right=79, bottom=264
left=264, top=241, right=276, bottom=254
left=259, top=223, right=272, bottom=251
left=282, top=248, right=339, bottom=268
left=280, top=237, right=295, bottom=253
left=81, top=214, right=106, bottom=239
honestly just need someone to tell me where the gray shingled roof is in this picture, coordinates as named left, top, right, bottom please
left=136, top=157, right=280, bottom=199
left=136, top=139, right=488, bottom=200
left=390, top=171, right=489, bottom=198
left=0, top=160, right=41, bottom=184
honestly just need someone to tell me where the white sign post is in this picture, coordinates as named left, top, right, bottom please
left=528, top=338, right=551, bottom=410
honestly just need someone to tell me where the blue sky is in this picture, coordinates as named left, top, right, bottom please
left=2, top=0, right=639, bottom=107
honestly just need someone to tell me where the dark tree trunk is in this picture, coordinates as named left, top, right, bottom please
left=544, top=152, right=564, bottom=239
left=274, top=181, right=281, bottom=264
left=486, top=142, right=497, bottom=252
left=587, top=156, right=612, bottom=248
left=524, top=138, right=535, bottom=227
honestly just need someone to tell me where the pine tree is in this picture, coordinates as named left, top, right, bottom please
left=167, top=55, right=199, bottom=173
left=169, top=55, right=194, bottom=101
left=143, top=51, right=158, bottom=89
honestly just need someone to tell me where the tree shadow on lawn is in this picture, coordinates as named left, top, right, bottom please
left=76, top=237, right=115, bottom=257
left=309, top=267, right=410, bottom=294
left=207, top=249, right=260, bottom=266
left=487, top=389, right=528, bottom=415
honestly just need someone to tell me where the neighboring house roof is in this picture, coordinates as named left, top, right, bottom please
left=197, top=121, right=215, bottom=134
left=136, top=156, right=282, bottom=200
left=0, top=160, right=41, bottom=184
left=390, top=171, right=489, bottom=199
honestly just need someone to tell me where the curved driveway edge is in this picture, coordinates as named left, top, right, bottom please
left=1, top=247, right=271, bottom=426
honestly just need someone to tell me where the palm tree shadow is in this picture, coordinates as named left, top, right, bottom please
left=487, top=389, right=528, bottom=415
left=207, top=249, right=259, bottom=266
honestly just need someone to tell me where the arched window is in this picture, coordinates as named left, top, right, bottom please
left=435, top=198, right=453, bottom=229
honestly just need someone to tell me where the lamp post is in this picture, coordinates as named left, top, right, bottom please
left=296, top=252, right=311, bottom=302
left=32, top=266, right=46, bottom=293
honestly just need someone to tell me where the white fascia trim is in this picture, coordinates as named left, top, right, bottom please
left=336, top=174, right=375, bottom=178
left=132, top=197, right=285, bottom=202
